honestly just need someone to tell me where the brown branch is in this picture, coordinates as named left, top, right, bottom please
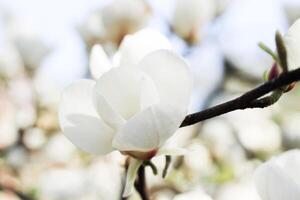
left=181, top=68, right=300, bottom=127
left=135, top=165, right=149, bottom=200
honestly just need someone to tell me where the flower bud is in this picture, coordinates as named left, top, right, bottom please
left=268, top=63, right=281, bottom=80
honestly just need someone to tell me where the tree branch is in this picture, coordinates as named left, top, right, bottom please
left=181, top=68, right=300, bottom=127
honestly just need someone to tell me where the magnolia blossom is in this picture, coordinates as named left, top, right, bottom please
left=79, top=0, right=150, bottom=49
left=254, top=149, right=300, bottom=200
left=89, top=28, right=173, bottom=79
left=7, top=18, right=50, bottom=70
left=172, top=0, right=216, bottom=44
left=283, top=18, right=300, bottom=70
left=59, top=49, right=192, bottom=197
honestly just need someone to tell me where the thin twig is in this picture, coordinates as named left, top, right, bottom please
left=181, top=68, right=300, bottom=127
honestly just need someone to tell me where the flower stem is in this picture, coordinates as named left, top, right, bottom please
left=135, top=165, right=149, bottom=200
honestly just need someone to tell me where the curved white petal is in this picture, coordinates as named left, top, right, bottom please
left=117, top=28, right=173, bottom=66
left=284, top=19, right=300, bottom=70
left=139, top=49, right=192, bottom=109
left=254, top=150, right=300, bottom=200
left=123, top=158, right=142, bottom=197
left=89, top=44, right=112, bottom=79
left=94, top=67, right=141, bottom=120
left=92, top=92, right=126, bottom=130
left=59, top=80, right=114, bottom=155
left=113, top=104, right=184, bottom=152
left=254, top=161, right=300, bottom=200
left=94, top=66, right=159, bottom=123
left=140, top=75, right=160, bottom=111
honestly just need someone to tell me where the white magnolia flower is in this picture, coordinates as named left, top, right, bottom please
left=254, top=149, right=300, bottom=200
left=172, top=0, right=216, bottom=44
left=89, top=28, right=173, bottom=79
left=283, top=18, right=300, bottom=70
left=59, top=49, right=192, bottom=197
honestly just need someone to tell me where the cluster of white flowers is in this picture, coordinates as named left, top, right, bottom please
left=1, top=0, right=300, bottom=199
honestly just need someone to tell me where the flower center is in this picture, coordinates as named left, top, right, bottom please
left=122, top=149, right=158, bottom=160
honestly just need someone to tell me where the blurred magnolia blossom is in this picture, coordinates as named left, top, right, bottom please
left=89, top=28, right=173, bottom=79
left=217, top=0, right=288, bottom=78
left=8, top=75, right=36, bottom=129
left=254, top=149, right=300, bottom=200
left=0, top=42, right=23, bottom=79
left=226, top=109, right=281, bottom=156
left=0, top=88, right=18, bottom=149
left=59, top=49, right=192, bottom=197
left=201, top=118, right=246, bottom=163
left=216, top=178, right=261, bottom=200
left=39, top=168, right=87, bottom=200
left=5, top=17, right=51, bottom=71
left=182, top=140, right=215, bottom=182
left=23, top=127, right=46, bottom=150
left=172, top=0, right=216, bottom=44
left=79, top=0, right=150, bottom=51
left=44, top=134, right=76, bottom=164
left=86, top=157, right=124, bottom=200
left=6, top=147, right=29, bottom=169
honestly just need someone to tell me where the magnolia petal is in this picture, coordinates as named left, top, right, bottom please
left=118, top=28, right=173, bottom=66
left=94, top=67, right=142, bottom=120
left=113, top=106, right=160, bottom=152
left=59, top=80, right=114, bottom=155
left=284, top=19, right=300, bottom=70
left=123, top=158, right=142, bottom=197
left=113, top=104, right=184, bottom=152
left=273, top=150, right=300, bottom=185
left=93, top=91, right=126, bottom=130
left=254, top=158, right=300, bottom=200
left=89, top=45, right=112, bottom=79
left=139, top=49, right=192, bottom=109
left=140, top=75, right=160, bottom=111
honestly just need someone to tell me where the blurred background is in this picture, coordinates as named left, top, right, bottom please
left=0, top=0, right=299, bottom=199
